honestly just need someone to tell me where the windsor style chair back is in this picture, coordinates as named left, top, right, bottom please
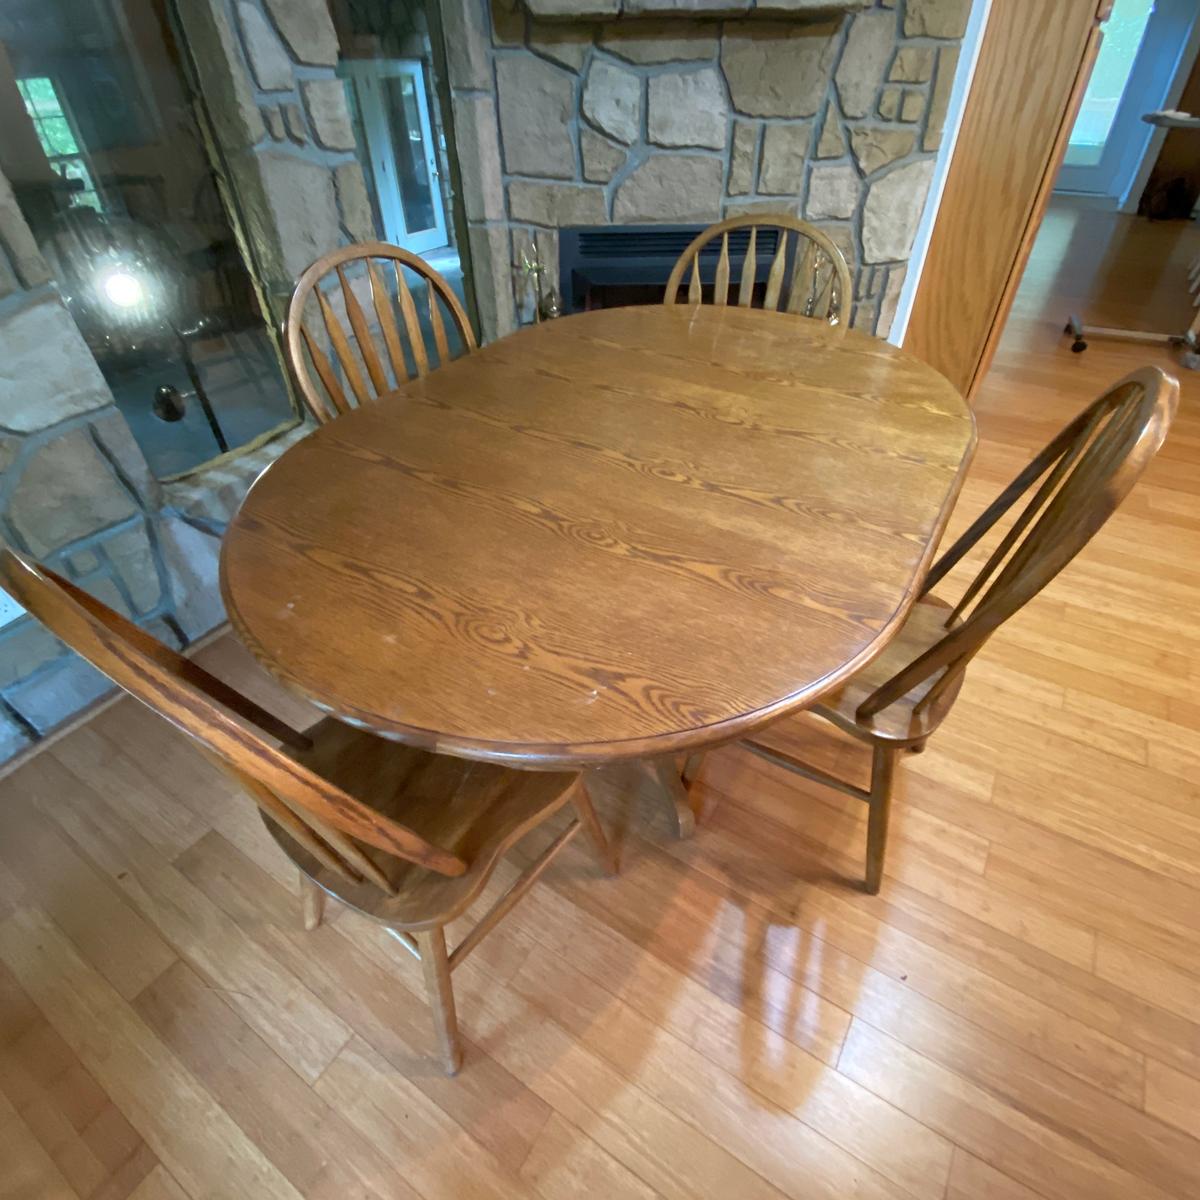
left=687, top=366, right=1178, bottom=893
left=664, top=214, right=852, bottom=324
left=852, top=364, right=1177, bottom=734
left=285, top=241, right=476, bottom=424
left=0, top=547, right=614, bottom=1074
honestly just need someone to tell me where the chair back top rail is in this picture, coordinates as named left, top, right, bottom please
left=857, top=365, right=1179, bottom=722
left=0, top=548, right=468, bottom=887
left=663, top=214, right=852, bottom=325
left=285, top=241, right=476, bottom=425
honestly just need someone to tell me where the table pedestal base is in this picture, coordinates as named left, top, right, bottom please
left=641, top=757, right=696, bottom=840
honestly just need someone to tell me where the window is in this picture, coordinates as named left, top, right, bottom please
left=16, top=76, right=102, bottom=212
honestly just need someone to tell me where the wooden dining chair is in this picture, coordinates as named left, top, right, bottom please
left=0, top=548, right=615, bottom=1075
left=664, top=214, right=852, bottom=324
left=285, top=241, right=477, bottom=424
left=684, top=366, right=1177, bottom=893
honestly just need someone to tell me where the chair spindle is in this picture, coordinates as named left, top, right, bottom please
left=393, top=261, right=429, bottom=378
left=299, top=325, right=350, bottom=421
left=764, top=233, right=788, bottom=309
left=787, top=240, right=816, bottom=316
left=315, top=286, right=371, bottom=407
left=428, top=280, right=449, bottom=366
left=368, top=260, right=407, bottom=385
left=286, top=241, right=475, bottom=424
left=337, top=266, right=389, bottom=395
left=738, top=227, right=757, bottom=307
left=664, top=216, right=851, bottom=327
left=714, top=233, right=730, bottom=307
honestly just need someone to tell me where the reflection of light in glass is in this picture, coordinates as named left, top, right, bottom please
left=100, top=268, right=145, bottom=309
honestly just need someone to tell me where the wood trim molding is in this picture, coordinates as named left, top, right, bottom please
left=903, top=0, right=1108, bottom=400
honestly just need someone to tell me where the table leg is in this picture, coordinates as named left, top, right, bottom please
left=642, top=756, right=696, bottom=839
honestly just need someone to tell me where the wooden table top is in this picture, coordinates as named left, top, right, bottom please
left=222, top=305, right=975, bottom=766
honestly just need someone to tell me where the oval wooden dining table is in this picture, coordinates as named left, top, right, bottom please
left=222, top=304, right=975, bottom=837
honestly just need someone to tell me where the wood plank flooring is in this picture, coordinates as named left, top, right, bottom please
left=2, top=197, right=1198, bottom=1199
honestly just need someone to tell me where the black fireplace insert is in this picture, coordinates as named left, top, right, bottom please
left=558, top=223, right=786, bottom=312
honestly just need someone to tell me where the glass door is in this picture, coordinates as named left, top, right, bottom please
left=1058, top=0, right=1200, bottom=202
left=0, top=0, right=297, bottom=479
left=341, top=60, right=447, bottom=254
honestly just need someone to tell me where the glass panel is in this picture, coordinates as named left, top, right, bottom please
left=383, top=72, right=436, bottom=235
left=39, top=115, right=79, bottom=156
left=18, top=76, right=61, bottom=116
left=51, top=159, right=101, bottom=211
left=0, top=0, right=297, bottom=479
left=1065, top=0, right=1155, bottom=167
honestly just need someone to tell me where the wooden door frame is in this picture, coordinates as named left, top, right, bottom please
left=904, top=0, right=1112, bottom=401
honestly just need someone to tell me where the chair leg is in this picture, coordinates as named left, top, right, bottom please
left=415, top=927, right=462, bottom=1075
left=299, top=872, right=325, bottom=931
left=681, top=752, right=706, bottom=785
left=865, top=745, right=898, bottom=895
left=573, top=779, right=617, bottom=876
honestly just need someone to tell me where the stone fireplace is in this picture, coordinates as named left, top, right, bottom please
left=441, top=0, right=969, bottom=337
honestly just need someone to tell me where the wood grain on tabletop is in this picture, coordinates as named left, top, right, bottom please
left=222, top=303, right=975, bottom=765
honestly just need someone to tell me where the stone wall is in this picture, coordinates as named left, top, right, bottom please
left=0, top=175, right=226, bottom=763
left=441, top=0, right=968, bottom=339
left=176, top=0, right=377, bottom=313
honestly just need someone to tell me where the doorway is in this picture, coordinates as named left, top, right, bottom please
left=1057, top=0, right=1200, bottom=205
left=326, top=0, right=466, bottom=320
left=341, top=58, right=448, bottom=254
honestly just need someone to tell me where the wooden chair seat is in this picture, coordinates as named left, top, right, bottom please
left=0, top=548, right=615, bottom=1075
left=807, top=595, right=965, bottom=746
left=267, top=719, right=579, bottom=929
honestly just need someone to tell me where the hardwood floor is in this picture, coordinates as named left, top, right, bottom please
left=2, top=197, right=1198, bottom=1200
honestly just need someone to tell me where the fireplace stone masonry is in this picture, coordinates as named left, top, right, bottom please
left=441, top=0, right=969, bottom=338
